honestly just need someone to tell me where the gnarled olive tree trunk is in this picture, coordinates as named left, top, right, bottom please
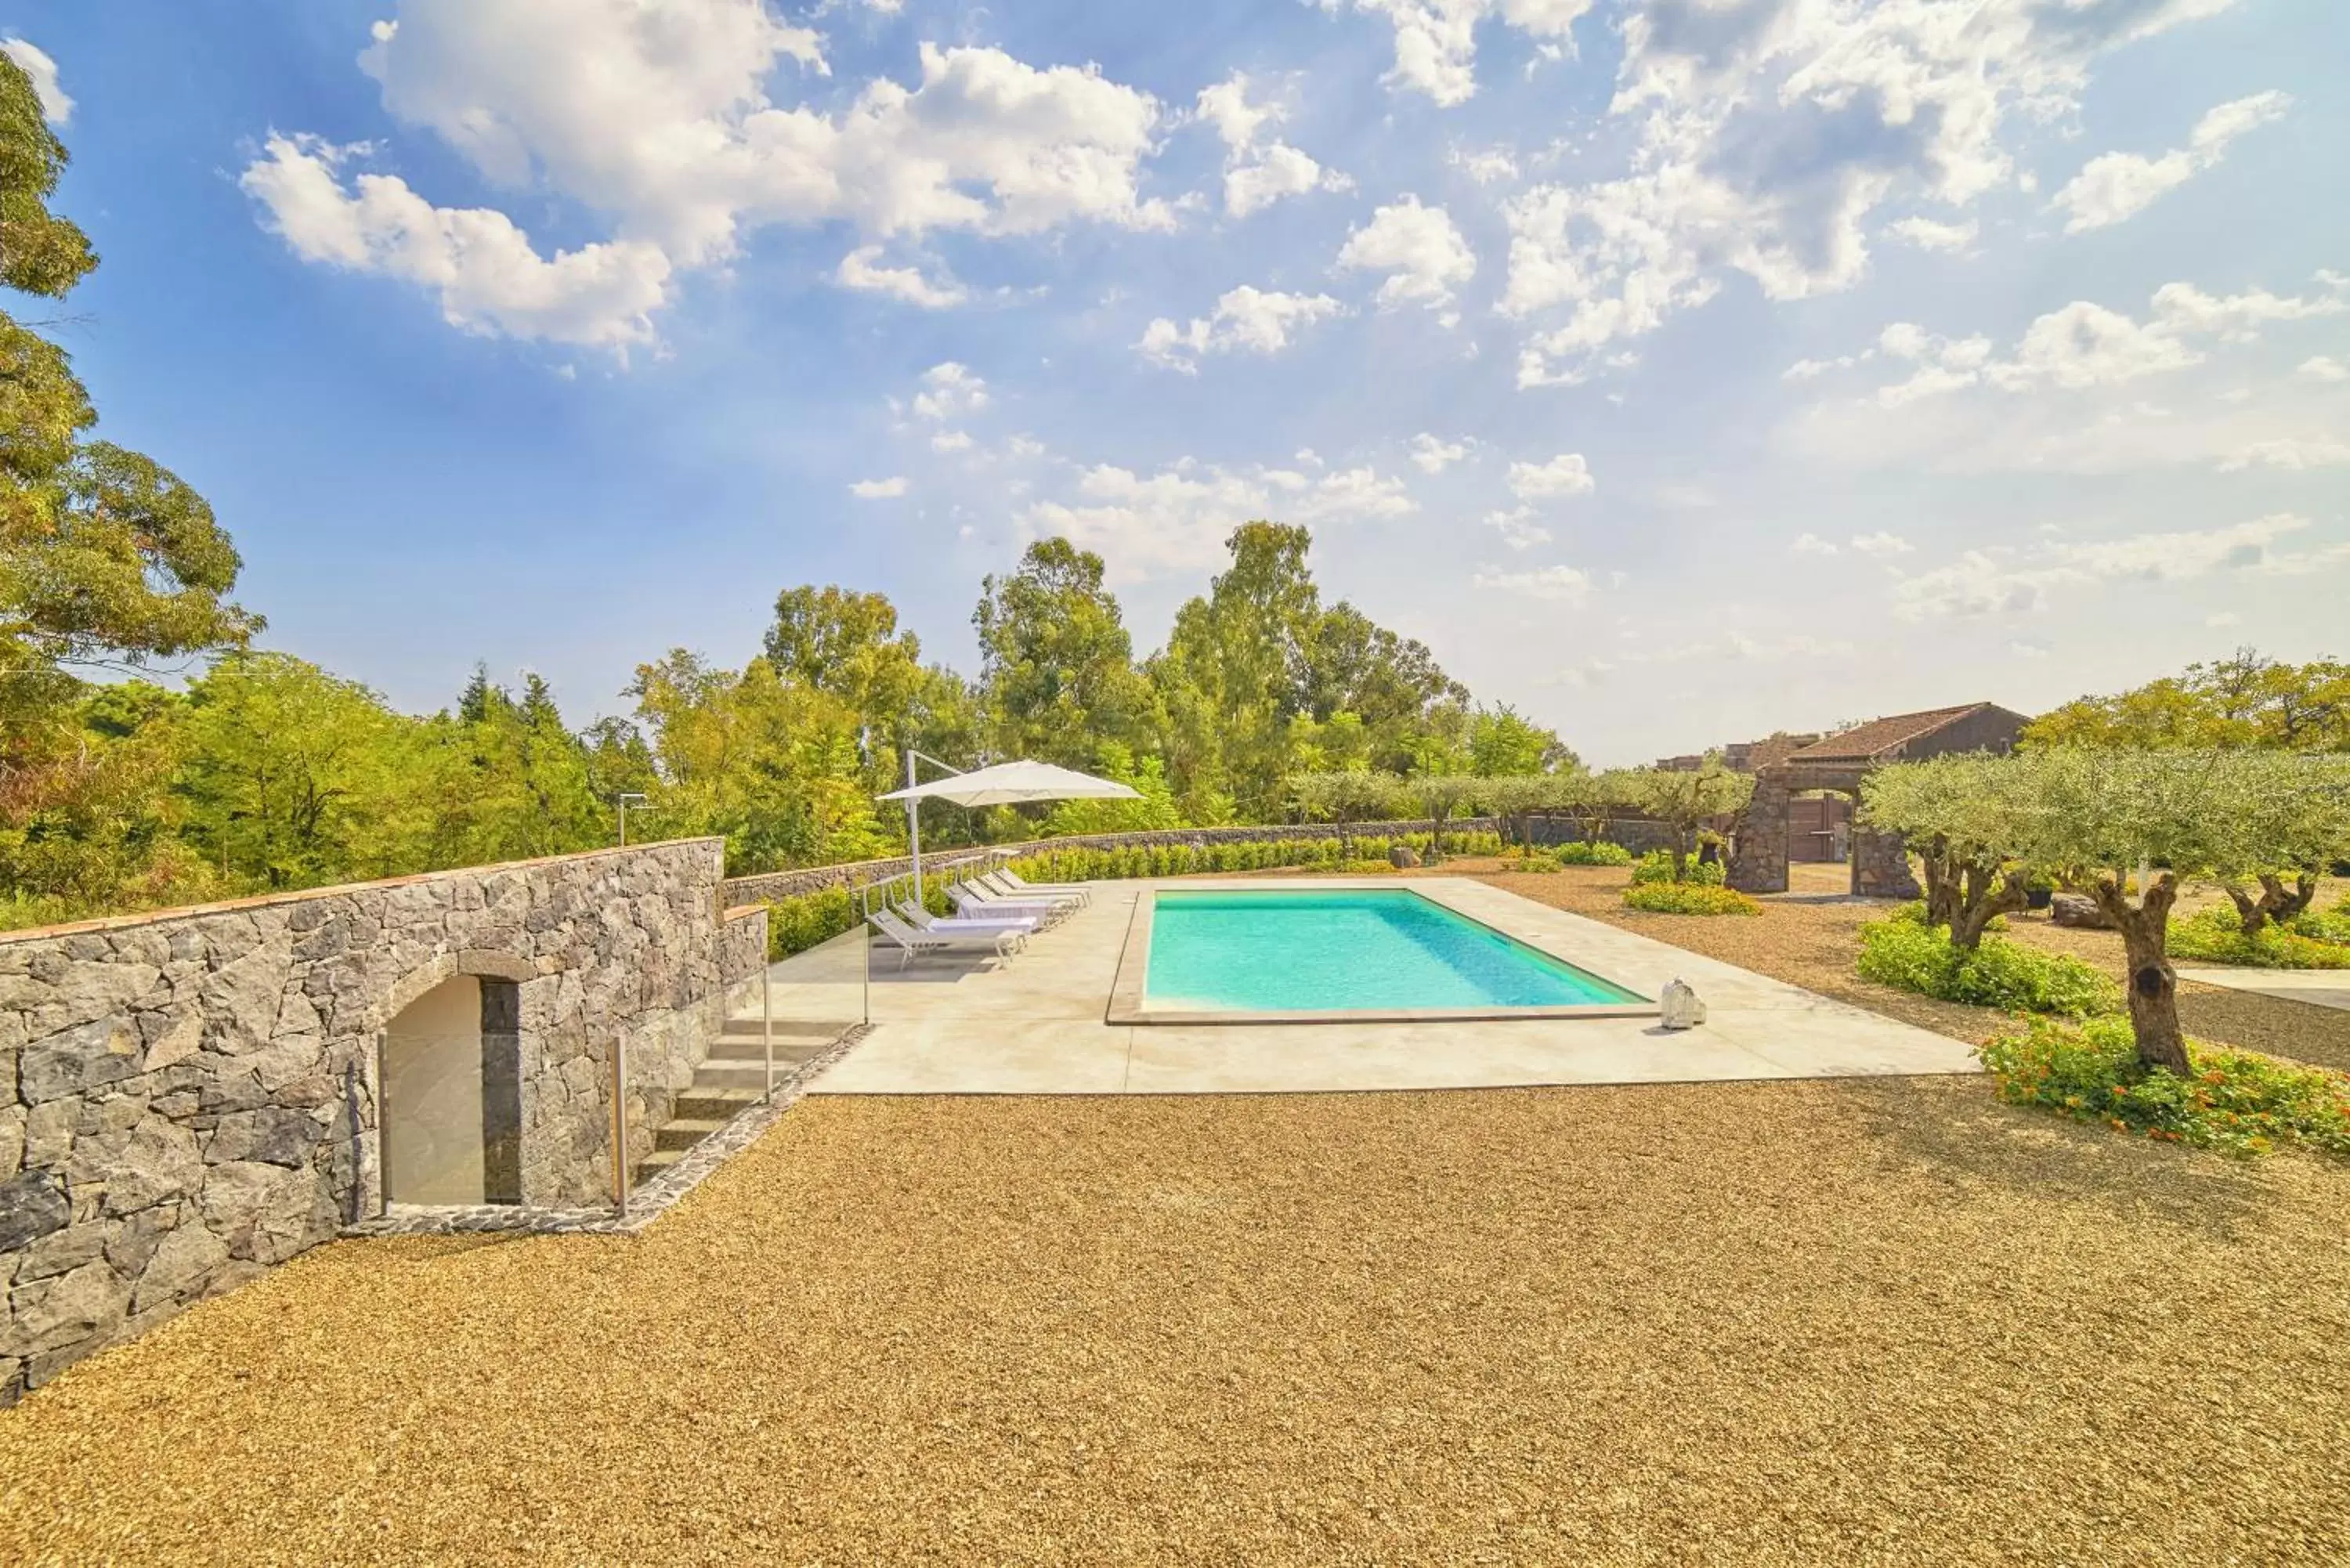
left=2091, top=872, right=2189, bottom=1074
left=1949, top=865, right=2030, bottom=952
left=2222, top=869, right=2319, bottom=937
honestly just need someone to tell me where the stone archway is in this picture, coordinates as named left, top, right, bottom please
left=1730, top=764, right=1920, bottom=900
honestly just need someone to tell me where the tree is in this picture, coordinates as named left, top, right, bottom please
left=1631, top=761, right=1755, bottom=880
left=1287, top=768, right=1406, bottom=857
left=2008, top=749, right=2350, bottom=1072
left=1479, top=770, right=1587, bottom=848
left=1563, top=768, right=1643, bottom=847
left=1468, top=705, right=1574, bottom=777
left=2026, top=649, right=2350, bottom=752
left=974, top=538, right=1156, bottom=768
left=1860, top=754, right=2034, bottom=952
left=0, top=52, right=259, bottom=913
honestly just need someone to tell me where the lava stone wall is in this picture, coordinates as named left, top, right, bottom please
left=0, top=839, right=737, bottom=1404
left=718, top=818, right=1504, bottom=906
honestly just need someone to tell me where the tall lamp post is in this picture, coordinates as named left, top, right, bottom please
left=616, top=793, right=649, bottom=847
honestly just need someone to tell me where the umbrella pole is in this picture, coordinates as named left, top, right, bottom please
left=906, top=748, right=924, bottom=903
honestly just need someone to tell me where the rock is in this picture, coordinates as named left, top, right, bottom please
left=18, top=1016, right=143, bottom=1104
left=2, top=1259, right=128, bottom=1357
left=140, top=1007, right=205, bottom=1073
left=197, top=941, right=294, bottom=1056
left=96, top=1116, right=205, bottom=1216
left=0, top=1105, right=23, bottom=1179
left=2050, top=893, right=2114, bottom=930
left=130, top=1223, right=229, bottom=1314
left=0, top=1170, right=71, bottom=1252
left=12, top=1219, right=107, bottom=1281
left=1389, top=847, right=1421, bottom=869
left=199, top=1161, right=330, bottom=1263
left=206, top=1107, right=316, bottom=1169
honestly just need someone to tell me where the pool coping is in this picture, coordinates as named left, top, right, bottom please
left=1105, top=879, right=1662, bottom=1026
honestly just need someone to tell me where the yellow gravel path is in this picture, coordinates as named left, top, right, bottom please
left=5, top=1081, right=2348, bottom=1565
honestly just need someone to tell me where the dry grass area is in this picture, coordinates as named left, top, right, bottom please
left=1465, top=858, right=2350, bottom=1073
left=6, top=1083, right=2350, bottom=1565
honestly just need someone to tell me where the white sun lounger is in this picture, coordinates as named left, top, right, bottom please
left=945, top=883, right=1068, bottom=926
left=867, top=909, right=1021, bottom=969
left=985, top=869, right=1090, bottom=906
left=897, top=901, right=1038, bottom=939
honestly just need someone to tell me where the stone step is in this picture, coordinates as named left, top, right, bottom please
left=674, top=1087, right=762, bottom=1122
left=653, top=1115, right=730, bottom=1151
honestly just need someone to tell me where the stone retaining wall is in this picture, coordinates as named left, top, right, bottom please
left=0, top=839, right=739, bottom=1404
left=718, top=818, right=1502, bottom=906
left=1523, top=814, right=1683, bottom=854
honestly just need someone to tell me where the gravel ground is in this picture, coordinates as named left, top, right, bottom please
left=1462, top=859, right=2350, bottom=1071
left=5, top=1083, right=2348, bottom=1565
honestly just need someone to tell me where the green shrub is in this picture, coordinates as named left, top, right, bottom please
left=1979, top=1015, right=2350, bottom=1158
left=1629, top=850, right=1726, bottom=886
left=1507, top=849, right=1564, bottom=873
left=1621, top=882, right=1760, bottom=916
left=1551, top=840, right=1634, bottom=866
left=1887, top=899, right=2007, bottom=935
left=2292, top=903, right=2350, bottom=945
left=2167, top=907, right=2350, bottom=970
left=765, top=886, right=858, bottom=960
left=1856, top=917, right=2120, bottom=1016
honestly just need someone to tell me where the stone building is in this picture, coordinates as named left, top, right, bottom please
left=1728, top=703, right=2032, bottom=897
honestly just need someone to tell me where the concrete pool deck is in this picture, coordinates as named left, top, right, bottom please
left=789, top=877, right=1979, bottom=1095
left=2174, top=966, right=2350, bottom=1013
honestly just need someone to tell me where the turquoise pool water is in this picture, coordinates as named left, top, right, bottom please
left=1144, top=890, right=1645, bottom=1013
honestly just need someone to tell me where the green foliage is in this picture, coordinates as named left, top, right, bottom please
left=1631, top=850, right=1723, bottom=886
left=1979, top=1016, right=2350, bottom=1158
left=1625, top=762, right=1752, bottom=880
left=2166, top=906, right=2350, bottom=970
left=1620, top=882, right=1759, bottom=916
left=1887, top=899, right=2006, bottom=935
left=767, top=887, right=857, bottom=960
left=2024, top=649, right=2350, bottom=752
left=1038, top=742, right=1184, bottom=837
left=1006, top=831, right=1499, bottom=886
left=2291, top=898, right=2350, bottom=945
left=974, top=538, right=1158, bottom=770
left=1552, top=839, right=1634, bottom=866
left=1856, top=916, right=2121, bottom=1016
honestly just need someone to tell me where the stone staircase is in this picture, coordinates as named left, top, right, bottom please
left=631, top=1016, right=846, bottom=1187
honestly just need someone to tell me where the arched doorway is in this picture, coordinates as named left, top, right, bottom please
left=381, top=976, right=485, bottom=1205
left=380, top=975, right=525, bottom=1206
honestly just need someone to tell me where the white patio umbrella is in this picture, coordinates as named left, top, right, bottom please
left=878, top=755, right=1141, bottom=898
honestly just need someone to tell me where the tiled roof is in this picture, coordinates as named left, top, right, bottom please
left=1741, top=732, right=1816, bottom=771
left=1784, top=703, right=1990, bottom=763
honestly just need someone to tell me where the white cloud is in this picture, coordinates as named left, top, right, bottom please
left=1, top=37, right=71, bottom=125
left=835, top=245, right=967, bottom=309
left=1408, top=432, right=1471, bottom=474
left=2217, top=439, right=2350, bottom=472
left=1336, top=197, right=1476, bottom=316
left=2295, top=356, right=2348, bottom=383
left=254, top=9, right=1172, bottom=345
left=239, top=135, right=671, bottom=348
left=849, top=475, right=909, bottom=497
left=1022, top=457, right=1416, bottom=580
left=1499, top=0, right=2248, bottom=384
left=1195, top=71, right=1351, bottom=218
left=1790, top=533, right=1838, bottom=556
left=1506, top=452, right=1595, bottom=500
left=1452, top=146, right=1520, bottom=186
left=1471, top=563, right=1594, bottom=602
left=1849, top=530, right=1914, bottom=559
left=930, top=429, right=974, bottom=453
left=1839, top=278, right=2346, bottom=406
left=913, top=362, right=988, bottom=420
left=1483, top=507, right=1552, bottom=550
left=1138, top=286, right=1346, bottom=371
left=1885, top=216, right=1977, bottom=252
left=1891, top=513, right=2333, bottom=620
left=2050, top=90, right=2290, bottom=233
left=1322, top=0, right=1595, bottom=107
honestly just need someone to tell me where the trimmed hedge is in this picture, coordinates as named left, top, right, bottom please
left=1856, top=916, right=2120, bottom=1016
left=2167, top=907, right=2350, bottom=970
left=1629, top=850, right=1726, bottom=887
left=1980, top=1016, right=2350, bottom=1158
left=1008, top=832, right=1502, bottom=885
left=1620, top=883, right=1760, bottom=916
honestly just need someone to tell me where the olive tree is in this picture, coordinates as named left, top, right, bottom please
left=1860, top=753, right=2037, bottom=952
left=1286, top=769, right=1407, bottom=858
left=1631, top=762, right=1755, bottom=881
left=1480, top=770, right=1587, bottom=848
left=1410, top=773, right=1486, bottom=861
left=1563, top=768, right=1642, bottom=848
left=2012, top=749, right=2350, bottom=1073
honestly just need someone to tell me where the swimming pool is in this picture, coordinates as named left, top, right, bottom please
left=1130, top=888, right=1648, bottom=1020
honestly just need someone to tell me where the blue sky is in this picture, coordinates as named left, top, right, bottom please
left=9, top=0, right=2347, bottom=764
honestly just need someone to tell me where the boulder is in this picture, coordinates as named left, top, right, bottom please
left=1389, top=846, right=1422, bottom=869
left=2049, top=893, right=2114, bottom=930
left=0, top=1170, right=71, bottom=1252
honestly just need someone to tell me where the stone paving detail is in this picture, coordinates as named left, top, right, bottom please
left=1, top=840, right=753, bottom=1404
